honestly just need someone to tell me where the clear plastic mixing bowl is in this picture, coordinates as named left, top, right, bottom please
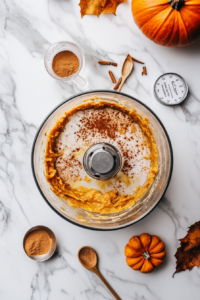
left=32, top=91, right=173, bottom=230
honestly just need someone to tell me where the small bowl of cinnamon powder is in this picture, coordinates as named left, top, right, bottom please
left=23, top=225, right=56, bottom=261
left=44, top=41, right=87, bottom=87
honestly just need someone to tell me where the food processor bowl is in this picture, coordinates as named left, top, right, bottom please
left=32, top=91, right=173, bottom=230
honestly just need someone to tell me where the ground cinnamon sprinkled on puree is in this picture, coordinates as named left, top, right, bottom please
left=52, top=51, right=79, bottom=77
left=24, top=229, right=52, bottom=257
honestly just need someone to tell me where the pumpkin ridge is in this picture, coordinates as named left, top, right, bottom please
left=152, top=9, right=174, bottom=40
left=161, top=11, right=177, bottom=46
left=150, top=257, right=164, bottom=267
left=140, top=233, right=151, bottom=250
left=179, top=11, right=191, bottom=42
left=133, top=4, right=170, bottom=20
left=131, top=258, right=145, bottom=270
left=184, top=2, right=200, bottom=4
left=184, top=0, right=200, bottom=4
left=150, top=241, right=165, bottom=254
left=150, top=250, right=166, bottom=259
left=126, top=256, right=144, bottom=267
left=176, top=13, right=186, bottom=46
left=139, top=6, right=173, bottom=38
left=165, top=10, right=179, bottom=46
left=140, top=259, right=154, bottom=273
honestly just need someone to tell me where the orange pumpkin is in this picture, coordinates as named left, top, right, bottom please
left=131, top=0, right=200, bottom=47
left=125, top=233, right=166, bottom=273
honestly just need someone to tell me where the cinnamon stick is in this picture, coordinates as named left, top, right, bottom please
left=132, top=57, right=144, bottom=64
left=113, top=77, right=122, bottom=90
left=99, top=60, right=117, bottom=66
left=142, top=66, right=147, bottom=75
left=109, top=70, right=116, bottom=83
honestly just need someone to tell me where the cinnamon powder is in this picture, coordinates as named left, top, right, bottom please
left=52, top=51, right=79, bottom=77
left=24, top=229, right=52, bottom=256
left=79, top=247, right=96, bottom=268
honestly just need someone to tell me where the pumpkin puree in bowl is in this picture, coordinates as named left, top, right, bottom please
left=44, top=100, right=158, bottom=213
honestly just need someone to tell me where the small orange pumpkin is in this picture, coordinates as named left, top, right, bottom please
left=125, top=233, right=166, bottom=273
left=131, top=0, right=200, bottom=47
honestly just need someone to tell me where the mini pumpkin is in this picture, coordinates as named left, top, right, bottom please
left=131, top=0, right=200, bottom=47
left=125, top=233, right=166, bottom=273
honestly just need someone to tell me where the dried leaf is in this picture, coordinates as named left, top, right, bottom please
left=102, top=0, right=127, bottom=15
left=79, top=0, right=107, bottom=18
left=79, top=0, right=127, bottom=17
left=173, top=221, right=200, bottom=276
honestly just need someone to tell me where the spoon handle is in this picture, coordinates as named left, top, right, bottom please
left=93, top=267, right=121, bottom=300
left=118, top=77, right=125, bottom=92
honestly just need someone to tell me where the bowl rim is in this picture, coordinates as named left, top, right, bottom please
left=31, top=90, right=173, bottom=231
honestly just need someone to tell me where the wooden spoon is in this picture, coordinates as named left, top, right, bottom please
left=78, top=246, right=121, bottom=300
left=118, top=54, right=134, bottom=92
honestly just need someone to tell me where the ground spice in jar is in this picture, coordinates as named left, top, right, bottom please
left=24, top=229, right=52, bottom=256
left=52, top=51, right=79, bottom=77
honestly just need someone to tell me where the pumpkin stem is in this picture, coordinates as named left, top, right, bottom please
left=169, top=0, right=184, bottom=11
left=143, top=251, right=150, bottom=260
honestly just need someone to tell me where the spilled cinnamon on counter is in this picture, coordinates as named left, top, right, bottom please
left=24, top=229, right=52, bottom=256
left=52, top=51, right=79, bottom=77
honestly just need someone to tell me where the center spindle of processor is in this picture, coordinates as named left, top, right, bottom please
left=91, top=150, right=114, bottom=174
left=83, top=143, right=123, bottom=180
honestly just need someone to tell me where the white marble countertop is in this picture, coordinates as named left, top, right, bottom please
left=1, top=0, right=200, bottom=299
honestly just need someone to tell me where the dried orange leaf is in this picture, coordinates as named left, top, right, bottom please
left=174, top=221, right=200, bottom=276
left=79, top=0, right=107, bottom=18
left=102, top=0, right=127, bottom=15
